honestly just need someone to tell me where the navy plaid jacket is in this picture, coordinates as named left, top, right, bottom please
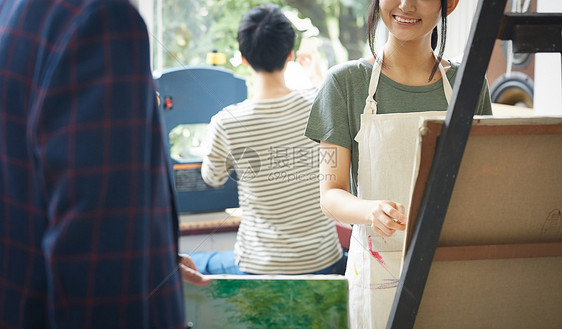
left=0, top=0, right=184, bottom=328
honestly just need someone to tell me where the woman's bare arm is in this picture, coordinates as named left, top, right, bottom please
left=319, top=141, right=407, bottom=237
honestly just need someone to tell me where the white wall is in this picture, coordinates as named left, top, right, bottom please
left=444, top=0, right=479, bottom=60
left=534, top=0, right=562, bottom=115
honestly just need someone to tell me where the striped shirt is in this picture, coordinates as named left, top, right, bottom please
left=202, top=89, right=342, bottom=274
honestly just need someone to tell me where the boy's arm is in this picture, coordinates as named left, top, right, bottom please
left=201, top=115, right=232, bottom=187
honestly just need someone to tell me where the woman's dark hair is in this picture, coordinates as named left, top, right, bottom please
left=237, top=4, right=295, bottom=73
left=367, top=0, right=449, bottom=81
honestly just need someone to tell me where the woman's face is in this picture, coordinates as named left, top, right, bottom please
left=379, top=0, right=443, bottom=44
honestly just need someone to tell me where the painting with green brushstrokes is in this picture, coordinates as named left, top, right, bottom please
left=184, top=275, right=348, bottom=329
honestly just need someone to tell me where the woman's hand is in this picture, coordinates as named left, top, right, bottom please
left=369, top=201, right=407, bottom=237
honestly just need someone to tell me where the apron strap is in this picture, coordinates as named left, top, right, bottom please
left=363, top=52, right=453, bottom=115
left=364, top=58, right=382, bottom=115
left=439, top=60, right=453, bottom=104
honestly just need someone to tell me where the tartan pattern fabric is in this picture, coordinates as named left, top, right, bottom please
left=0, top=0, right=184, bottom=327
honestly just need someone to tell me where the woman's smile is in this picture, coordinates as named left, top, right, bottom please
left=393, top=15, right=421, bottom=25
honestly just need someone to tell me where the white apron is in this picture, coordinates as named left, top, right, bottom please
left=346, top=55, right=452, bottom=329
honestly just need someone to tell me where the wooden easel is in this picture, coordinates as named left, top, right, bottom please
left=386, top=1, right=562, bottom=328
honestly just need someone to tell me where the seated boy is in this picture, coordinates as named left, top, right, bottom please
left=191, top=4, right=344, bottom=275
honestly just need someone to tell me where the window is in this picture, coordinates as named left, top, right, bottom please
left=138, top=0, right=375, bottom=78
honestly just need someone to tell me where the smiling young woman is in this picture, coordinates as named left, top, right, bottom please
left=305, top=0, right=492, bottom=328
left=380, top=0, right=443, bottom=44
left=370, top=0, right=460, bottom=84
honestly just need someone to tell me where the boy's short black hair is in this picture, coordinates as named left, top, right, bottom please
left=237, top=4, right=295, bottom=73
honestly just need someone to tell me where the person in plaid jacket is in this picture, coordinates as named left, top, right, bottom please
left=0, top=0, right=208, bottom=328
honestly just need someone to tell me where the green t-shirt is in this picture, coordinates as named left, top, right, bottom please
left=305, top=58, right=493, bottom=196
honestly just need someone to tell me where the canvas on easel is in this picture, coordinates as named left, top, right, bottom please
left=402, top=116, right=562, bottom=329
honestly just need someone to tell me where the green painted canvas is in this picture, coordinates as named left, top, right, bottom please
left=184, top=275, right=348, bottom=329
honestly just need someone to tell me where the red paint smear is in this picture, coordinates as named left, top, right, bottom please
left=368, top=235, right=389, bottom=269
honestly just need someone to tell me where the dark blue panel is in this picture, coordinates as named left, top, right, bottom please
left=154, top=66, right=247, bottom=213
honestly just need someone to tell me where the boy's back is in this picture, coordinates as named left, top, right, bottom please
left=194, top=4, right=344, bottom=276
left=202, top=88, right=342, bottom=274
